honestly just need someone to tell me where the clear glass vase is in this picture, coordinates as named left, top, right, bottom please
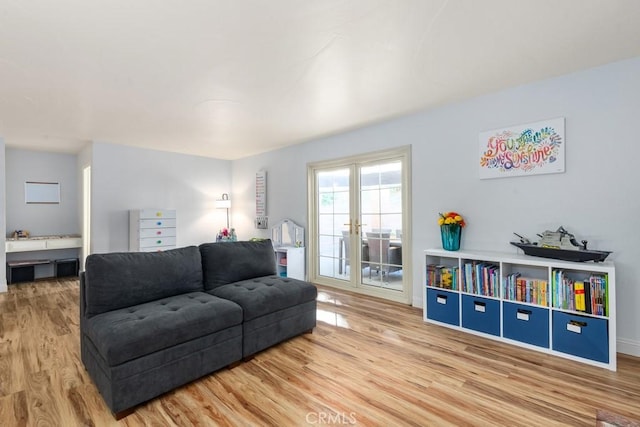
left=441, top=224, right=461, bottom=251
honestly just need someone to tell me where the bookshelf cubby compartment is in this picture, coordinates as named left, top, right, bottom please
left=423, top=248, right=616, bottom=371
left=503, top=302, right=549, bottom=348
left=552, top=311, right=609, bottom=363
left=426, top=288, right=460, bottom=326
left=461, top=295, right=501, bottom=336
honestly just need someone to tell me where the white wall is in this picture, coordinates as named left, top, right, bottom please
left=90, top=142, right=231, bottom=253
left=0, top=137, right=6, bottom=292
left=232, top=144, right=311, bottom=241
left=233, top=56, right=640, bottom=356
left=5, top=148, right=79, bottom=235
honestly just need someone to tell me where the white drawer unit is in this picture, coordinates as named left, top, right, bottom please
left=130, top=209, right=177, bottom=252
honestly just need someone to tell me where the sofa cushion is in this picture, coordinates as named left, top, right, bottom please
left=84, top=292, right=242, bottom=366
left=208, top=275, right=317, bottom=321
left=84, top=246, right=203, bottom=317
left=199, top=240, right=277, bottom=290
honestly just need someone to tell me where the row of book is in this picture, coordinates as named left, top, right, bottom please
left=462, top=262, right=499, bottom=297
left=427, top=266, right=609, bottom=316
left=426, top=264, right=459, bottom=290
left=503, top=274, right=548, bottom=306
left=552, top=269, right=608, bottom=316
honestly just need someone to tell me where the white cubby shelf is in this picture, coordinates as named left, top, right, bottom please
left=423, top=248, right=616, bottom=371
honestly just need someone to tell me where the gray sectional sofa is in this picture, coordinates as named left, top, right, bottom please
left=80, top=239, right=317, bottom=417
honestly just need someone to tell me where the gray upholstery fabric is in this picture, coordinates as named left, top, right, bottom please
left=208, top=275, right=317, bottom=357
left=209, top=275, right=318, bottom=321
left=84, top=292, right=242, bottom=366
left=199, top=240, right=276, bottom=290
left=81, top=327, right=242, bottom=414
left=84, top=246, right=203, bottom=317
left=242, top=300, right=317, bottom=357
left=80, top=240, right=317, bottom=415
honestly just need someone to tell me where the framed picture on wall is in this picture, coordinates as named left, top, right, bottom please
left=479, top=117, right=565, bottom=179
left=25, top=181, right=60, bottom=204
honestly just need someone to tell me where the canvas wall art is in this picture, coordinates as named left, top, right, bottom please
left=479, top=117, right=565, bottom=179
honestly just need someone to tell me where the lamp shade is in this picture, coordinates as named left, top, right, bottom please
left=216, top=193, right=231, bottom=209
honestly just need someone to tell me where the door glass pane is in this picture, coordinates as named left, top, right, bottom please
left=317, top=168, right=350, bottom=281
left=360, top=161, right=403, bottom=291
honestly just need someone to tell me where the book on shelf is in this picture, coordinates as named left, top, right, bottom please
left=462, top=261, right=499, bottom=297
left=574, top=281, right=586, bottom=312
left=552, top=269, right=608, bottom=316
left=589, top=274, right=608, bottom=316
left=426, top=264, right=458, bottom=290
left=503, top=273, right=548, bottom=306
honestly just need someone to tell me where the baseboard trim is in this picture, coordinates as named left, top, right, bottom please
left=617, top=338, right=640, bottom=358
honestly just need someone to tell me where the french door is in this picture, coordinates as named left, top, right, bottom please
left=308, top=147, right=411, bottom=304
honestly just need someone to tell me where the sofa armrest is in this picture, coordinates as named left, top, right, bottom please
left=79, top=271, right=87, bottom=322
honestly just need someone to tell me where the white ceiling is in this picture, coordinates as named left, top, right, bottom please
left=1, top=1, right=640, bottom=160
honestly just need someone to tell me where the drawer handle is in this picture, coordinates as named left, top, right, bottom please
left=516, top=309, right=531, bottom=321
left=156, top=231, right=162, bottom=235
left=474, top=301, right=486, bottom=313
left=156, top=240, right=162, bottom=244
left=156, top=221, right=162, bottom=226
left=517, top=309, right=532, bottom=315
left=436, top=294, right=447, bottom=304
left=567, top=320, right=587, bottom=334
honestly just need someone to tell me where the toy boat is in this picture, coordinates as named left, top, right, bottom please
left=510, top=226, right=611, bottom=263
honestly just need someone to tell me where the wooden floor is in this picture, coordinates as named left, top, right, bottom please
left=1, top=279, right=639, bottom=426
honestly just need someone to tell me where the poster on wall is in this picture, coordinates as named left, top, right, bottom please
left=25, top=181, right=60, bottom=204
left=255, top=170, right=267, bottom=216
left=479, top=117, right=565, bottom=179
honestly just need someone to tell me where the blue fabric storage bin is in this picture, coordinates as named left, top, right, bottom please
left=462, top=295, right=500, bottom=336
left=426, top=288, right=459, bottom=326
left=503, top=302, right=549, bottom=348
left=552, top=311, right=609, bottom=363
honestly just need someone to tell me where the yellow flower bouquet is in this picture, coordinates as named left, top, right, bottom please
left=438, top=212, right=466, bottom=228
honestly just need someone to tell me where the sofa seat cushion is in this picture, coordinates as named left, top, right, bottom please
left=208, top=275, right=317, bottom=321
left=84, top=292, right=242, bottom=366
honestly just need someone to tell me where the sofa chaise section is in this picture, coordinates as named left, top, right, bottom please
left=199, top=239, right=317, bottom=358
left=80, top=246, right=243, bottom=415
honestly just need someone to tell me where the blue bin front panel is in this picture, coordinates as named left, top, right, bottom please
left=503, top=302, right=550, bottom=348
left=552, top=311, right=609, bottom=363
left=426, top=288, right=460, bottom=326
left=462, top=295, right=500, bottom=336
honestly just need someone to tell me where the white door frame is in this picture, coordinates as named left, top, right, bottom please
left=307, top=146, right=412, bottom=304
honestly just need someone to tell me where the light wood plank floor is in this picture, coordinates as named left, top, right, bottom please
left=1, top=278, right=639, bottom=426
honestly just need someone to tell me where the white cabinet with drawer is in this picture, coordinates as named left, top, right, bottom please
left=5, top=236, right=82, bottom=253
left=46, top=237, right=83, bottom=250
left=6, top=239, right=47, bottom=252
left=129, top=209, right=177, bottom=252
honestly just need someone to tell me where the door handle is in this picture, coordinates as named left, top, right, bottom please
left=355, top=220, right=367, bottom=235
left=343, top=220, right=352, bottom=234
